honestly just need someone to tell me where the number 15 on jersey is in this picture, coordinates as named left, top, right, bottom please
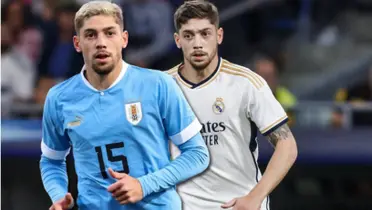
left=95, top=142, right=129, bottom=179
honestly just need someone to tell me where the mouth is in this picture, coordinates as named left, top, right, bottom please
left=192, top=52, right=207, bottom=60
left=94, top=52, right=110, bottom=61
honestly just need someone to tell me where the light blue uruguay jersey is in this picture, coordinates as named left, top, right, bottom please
left=41, top=61, right=202, bottom=210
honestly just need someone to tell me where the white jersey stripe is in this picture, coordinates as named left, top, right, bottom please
left=222, top=62, right=265, bottom=87
left=41, top=140, right=70, bottom=160
left=170, top=118, right=202, bottom=145
left=220, top=68, right=261, bottom=89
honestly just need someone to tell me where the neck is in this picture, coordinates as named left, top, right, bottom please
left=85, top=61, right=122, bottom=90
left=181, top=55, right=219, bottom=84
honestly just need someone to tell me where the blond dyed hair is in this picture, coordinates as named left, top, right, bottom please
left=74, top=1, right=124, bottom=34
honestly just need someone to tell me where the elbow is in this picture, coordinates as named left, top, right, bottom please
left=200, top=146, right=210, bottom=172
left=191, top=144, right=210, bottom=175
left=40, top=155, right=66, bottom=170
left=40, top=155, right=54, bottom=166
left=277, top=137, right=298, bottom=165
left=39, top=155, right=49, bottom=169
left=179, top=134, right=211, bottom=175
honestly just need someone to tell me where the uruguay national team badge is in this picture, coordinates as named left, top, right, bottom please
left=212, top=97, right=225, bottom=114
left=125, top=102, right=142, bottom=125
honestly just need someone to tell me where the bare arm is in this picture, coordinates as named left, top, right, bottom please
left=267, top=123, right=292, bottom=147
left=248, top=123, right=298, bottom=202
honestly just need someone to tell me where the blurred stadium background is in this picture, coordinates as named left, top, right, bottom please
left=1, top=0, right=372, bottom=209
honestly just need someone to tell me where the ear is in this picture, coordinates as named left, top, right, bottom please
left=122, top=30, right=129, bottom=48
left=174, top=32, right=181, bottom=49
left=217, top=27, right=224, bottom=45
left=73, top=35, right=81, bottom=52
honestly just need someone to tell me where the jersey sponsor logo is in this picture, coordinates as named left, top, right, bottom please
left=67, top=116, right=82, bottom=127
left=125, top=102, right=142, bottom=125
left=200, top=121, right=226, bottom=146
left=212, top=97, right=225, bottom=114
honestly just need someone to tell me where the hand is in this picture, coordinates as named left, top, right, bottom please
left=107, top=168, right=144, bottom=205
left=49, top=193, right=74, bottom=210
left=221, top=194, right=262, bottom=210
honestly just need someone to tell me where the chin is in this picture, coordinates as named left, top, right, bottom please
left=92, top=63, right=115, bottom=75
left=191, top=60, right=210, bottom=71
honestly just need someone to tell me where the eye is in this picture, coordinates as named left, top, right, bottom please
left=107, top=31, right=115, bottom=36
left=201, top=31, right=210, bottom=37
left=184, top=33, right=193, bottom=40
left=85, top=32, right=95, bottom=38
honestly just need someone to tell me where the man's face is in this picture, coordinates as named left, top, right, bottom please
left=20, top=28, right=43, bottom=62
left=175, top=18, right=223, bottom=71
left=73, top=15, right=128, bottom=75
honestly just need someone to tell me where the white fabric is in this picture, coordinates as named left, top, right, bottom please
left=168, top=58, right=287, bottom=210
left=80, top=60, right=129, bottom=91
left=170, top=118, right=202, bottom=146
left=41, top=140, right=71, bottom=160
left=1, top=49, right=36, bottom=101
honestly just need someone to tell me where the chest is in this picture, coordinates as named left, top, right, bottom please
left=60, top=90, right=160, bottom=148
left=179, top=83, right=246, bottom=122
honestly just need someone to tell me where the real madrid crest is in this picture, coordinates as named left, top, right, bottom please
left=212, top=97, right=225, bottom=114
left=125, top=102, right=142, bottom=125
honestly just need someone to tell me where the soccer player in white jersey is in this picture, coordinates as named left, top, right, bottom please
left=167, top=1, right=298, bottom=210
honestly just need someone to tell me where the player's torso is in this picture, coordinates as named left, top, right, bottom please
left=61, top=85, right=166, bottom=179
left=58, top=67, right=179, bottom=209
left=168, top=59, right=263, bottom=206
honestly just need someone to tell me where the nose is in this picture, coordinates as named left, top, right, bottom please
left=193, top=34, right=203, bottom=49
left=96, top=34, right=107, bottom=49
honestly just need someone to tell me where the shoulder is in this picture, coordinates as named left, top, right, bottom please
left=219, top=59, right=266, bottom=90
left=128, top=65, right=177, bottom=87
left=46, top=74, right=81, bottom=103
left=165, top=64, right=181, bottom=77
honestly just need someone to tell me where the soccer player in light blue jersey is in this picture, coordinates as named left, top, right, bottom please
left=39, top=1, right=210, bottom=210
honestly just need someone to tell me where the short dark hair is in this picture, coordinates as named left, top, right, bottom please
left=174, top=0, right=219, bottom=32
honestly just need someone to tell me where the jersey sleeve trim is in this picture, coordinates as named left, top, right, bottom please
left=170, top=118, right=202, bottom=146
left=41, top=140, right=71, bottom=160
left=261, top=115, right=289, bottom=136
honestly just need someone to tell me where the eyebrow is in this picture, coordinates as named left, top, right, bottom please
left=84, top=26, right=116, bottom=33
left=182, top=28, right=212, bottom=34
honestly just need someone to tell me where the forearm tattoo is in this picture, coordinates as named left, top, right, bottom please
left=267, top=124, right=292, bottom=147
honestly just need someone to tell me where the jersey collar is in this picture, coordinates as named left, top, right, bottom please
left=177, top=57, right=222, bottom=89
left=80, top=60, right=129, bottom=91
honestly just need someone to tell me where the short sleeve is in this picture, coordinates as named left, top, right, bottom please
left=41, top=90, right=71, bottom=160
left=247, top=79, right=288, bottom=136
left=158, top=74, right=202, bottom=146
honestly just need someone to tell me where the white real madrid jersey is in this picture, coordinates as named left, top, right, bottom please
left=167, top=57, right=288, bottom=210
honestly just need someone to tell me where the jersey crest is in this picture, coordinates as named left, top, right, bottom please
left=212, top=97, right=225, bottom=114
left=125, top=102, right=142, bottom=125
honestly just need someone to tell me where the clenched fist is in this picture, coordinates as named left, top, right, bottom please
left=107, top=168, right=144, bottom=205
